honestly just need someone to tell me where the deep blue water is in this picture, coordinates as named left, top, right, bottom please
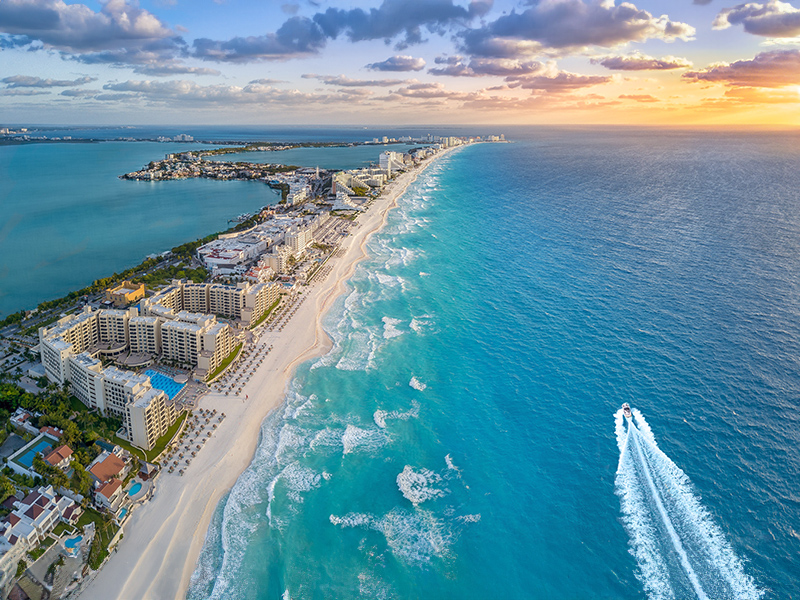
left=187, top=129, right=800, bottom=599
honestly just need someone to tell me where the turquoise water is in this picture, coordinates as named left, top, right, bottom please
left=65, top=535, right=83, bottom=549
left=118, top=508, right=128, bottom=520
left=145, top=370, right=185, bottom=400
left=188, top=130, right=800, bottom=600
left=15, top=439, right=53, bottom=469
left=0, top=141, right=281, bottom=317
left=128, top=482, right=142, bottom=497
left=217, top=143, right=417, bottom=170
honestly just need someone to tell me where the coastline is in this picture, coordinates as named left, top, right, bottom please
left=76, top=145, right=459, bottom=600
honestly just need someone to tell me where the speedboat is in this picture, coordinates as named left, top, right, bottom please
left=622, top=403, right=632, bottom=419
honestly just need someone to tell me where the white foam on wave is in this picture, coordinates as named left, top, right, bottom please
left=615, top=408, right=763, bottom=600
left=409, top=315, right=436, bottom=334
left=396, top=465, right=448, bottom=505
left=342, top=424, right=388, bottom=455
left=444, top=454, right=460, bottom=475
left=409, top=376, right=427, bottom=391
left=382, top=316, right=404, bottom=340
left=373, top=400, right=420, bottom=429
left=330, top=508, right=453, bottom=564
left=457, top=514, right=481, bottom=523
left=280, top=462, right=322, bottom=502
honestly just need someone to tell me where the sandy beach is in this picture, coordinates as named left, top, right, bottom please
left=77, top=147, right=454, bottom=600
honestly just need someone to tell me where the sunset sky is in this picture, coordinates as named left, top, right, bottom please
left=2, top=0, right=800, bottom=125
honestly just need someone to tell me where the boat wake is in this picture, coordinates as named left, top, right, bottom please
left=614, top=408, right=762, bottom=600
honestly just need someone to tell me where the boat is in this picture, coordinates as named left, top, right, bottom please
left=622, top=403, right=632, bottom=419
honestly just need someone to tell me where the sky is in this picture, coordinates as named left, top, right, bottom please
left=1, top=0, right=800, bottom=125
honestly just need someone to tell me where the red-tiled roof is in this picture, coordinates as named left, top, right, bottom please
left=21, top=492, right=39, bottom=506
left=89, top=454, right=125, bottom=482
left=44, top=445, right=73, bottom=466
left=8, top=535, right=17, bottom=546
left=8, top=514, right=20, bottom=526
left=24, top=505, right=43, bottom=520
left=40, top=426, right=63, bottom=438
left=96, top=478, right=122, bottom=500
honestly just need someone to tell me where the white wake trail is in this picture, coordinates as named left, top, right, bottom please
left=614, top=408, right=763, bottom=600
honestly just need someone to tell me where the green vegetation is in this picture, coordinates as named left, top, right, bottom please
left=0, top=474, right=14, bottom=504
left=78, top=508, right=119, bottom=570
left=52, top=522, right=75, bottom=537
left=0, top=311, right=25, bottom=329
left=207, top=343, right=243, bottom=381
left=352, top=186, right=369, bottom=197
left=0, top=377, right=121, bottom=495
left=27, top=537, right=54, bottom=562
left=250, top=298, right=281, bottom=329
left=133, top=263, right=208, bottom=287
left=15, top=560, right=26, bottom=578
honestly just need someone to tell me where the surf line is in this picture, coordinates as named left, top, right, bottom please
left=627, top=424, right=710, bottom=600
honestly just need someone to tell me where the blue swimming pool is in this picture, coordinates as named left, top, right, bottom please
left=144, top=370, right=185, bottom=400
left=117, top=508, right=127, bottom=520
left=65, top=535, right=82, bottom=549
left=15, top=439, right=53, bottom=469
left=128, top=482, right=142, bottom=497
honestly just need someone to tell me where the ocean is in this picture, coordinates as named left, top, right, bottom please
left=185, top=128, right=800, bottom=599
left=2, top=127, right=798, bottom=599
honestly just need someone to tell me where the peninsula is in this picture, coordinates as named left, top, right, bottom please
left=0, top=133, right=504, bottom=600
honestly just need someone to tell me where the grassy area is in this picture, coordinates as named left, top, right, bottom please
left=144, top=412, right=187, bottom=462
left=250, top=298, right=281, bottom=329
left=207, top=343, right=242, bottom=381
left=111, top=435, right=145, bottom=462
left=78, top=507, right=119, bottom=570
left=52, top=522, right=75, bottom=537
left=68, top=395, right=89, bottom=413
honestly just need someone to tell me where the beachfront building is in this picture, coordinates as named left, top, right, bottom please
left=143, top=279, right=279, bottom=328
left=285, top=225, right=313, bottom=255
left=380, top=151, right=406, bottom=176
left=262, top=245, right=293, bottom=274
left=105, top=280, right=145, bottom=307
left=127, top=388, right=176, bottom=450
left=94, top=479, right=124, bottom=511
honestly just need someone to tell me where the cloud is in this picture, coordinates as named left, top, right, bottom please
left=429, top=55, right=545, bottom=76
left=391, top=81, right=470, bottom=98
left=0, top=0, right=175, bottom=52
left=1, top=74, right=95, bottom=87
left=0, top=88, right=50, bottom=96
left=132, top=63, right=221, bottom=76
left=313, top=0, right=490, bottom=49
left=302, top=73, right=406, bottom=86
left=619, top=93, right=659, bottom=102
left=281, top=3, right=300, bottom=15
left=592, top=52, right=692, bottom=70
left=191, top=16, right=325, bottom=61
left=461, top=0, right=695, bottom=58
left=59, top=88, right=97, bottom=97
left=366, top=55, right=426, bottom=71
left=683, top=48, right=800, bottom=87
left=509, top=71, right=613, bottom=92
left=99, top=78, right=381, bottom=107
left=249, top=78, right=287, bottom=85
left=713, top=0, right=800, bottom=37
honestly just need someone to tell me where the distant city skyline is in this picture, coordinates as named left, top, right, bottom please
left=2, top=0, right=800, bottom=125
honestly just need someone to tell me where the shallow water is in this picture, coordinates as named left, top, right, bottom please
left=188, top=129, right=800, bottom=599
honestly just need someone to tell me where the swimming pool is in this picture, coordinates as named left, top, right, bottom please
left=15, top=439, right=53, bottom=469
left=128, top=482, right=142, bottom=497
left=65, top=535, right=82, bottom=549
left=144, top=370, right=186, bottom=400
left=117, top=508, right=127, bottom=520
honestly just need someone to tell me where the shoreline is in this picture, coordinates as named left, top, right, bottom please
left=76, top=145, right=459, bottom=600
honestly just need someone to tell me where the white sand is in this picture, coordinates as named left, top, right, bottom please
left=78, top=148, right=453, bottom=600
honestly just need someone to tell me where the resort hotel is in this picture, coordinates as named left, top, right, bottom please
left=38, top=279, right=279, bottom=451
